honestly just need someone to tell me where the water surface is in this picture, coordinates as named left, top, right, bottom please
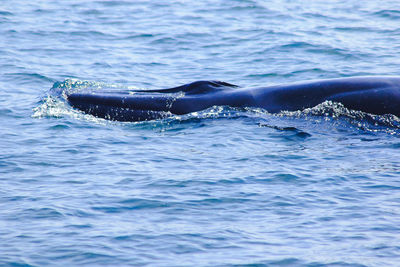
left=1, top=0, right=400, bottom=266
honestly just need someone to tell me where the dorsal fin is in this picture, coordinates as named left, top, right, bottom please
left=132, top=81, right=239, bottom=95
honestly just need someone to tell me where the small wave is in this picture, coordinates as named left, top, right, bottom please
left=271, top=42, right=365, bottom=60
left=278, top=101, right=400, bottom=133
left=4, top=72, right=55, bottom=85
left=18, top=207, right=64, bottom=220
left=373, top=10, right=400, bottom=19
left=69, top=30, right=115, bottom=38
left=95, top=0, right=134, bottom=7
left=0, top=108, right=13, bottom=117
left=0, top=11, right=13, bottom=16
left=124, top=33, right=157, bottom=40
left=149, top=36, right=178, bottom=45
left=259, top=124, right=312, bottom=139
left=334, top=26, right=373, bottom=33
left=279, top=41, right=314, bottom=49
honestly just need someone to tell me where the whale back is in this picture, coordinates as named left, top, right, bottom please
left=259, top=76, right=400, bottom=114
left=132, top=81, right=239, bottom=95
left=65, top=77, right=400, bottom=121
left=66, top=80, right=239, bottom=121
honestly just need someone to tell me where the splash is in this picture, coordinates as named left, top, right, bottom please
left=277, top=101, right=400, bottom=133
left=32, top=94, right=107, bottom=125
left=33, top=79, right=144, bottom=123
left=33, top=79, right=128, bottom=123
left=50, top=79, right=140, bottom=97
left=32, top=95, right=69, bottom=119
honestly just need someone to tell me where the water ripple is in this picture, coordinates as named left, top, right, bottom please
left=3, top=0, right=400, bottom=266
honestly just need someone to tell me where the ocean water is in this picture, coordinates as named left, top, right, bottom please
left=2, top=0, right=400, bottom=266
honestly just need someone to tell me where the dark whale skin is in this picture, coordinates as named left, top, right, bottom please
left=66, top=77, right=400, bottom=121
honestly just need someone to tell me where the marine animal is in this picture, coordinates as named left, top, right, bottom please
left=66, top=76, right=400, bottom=121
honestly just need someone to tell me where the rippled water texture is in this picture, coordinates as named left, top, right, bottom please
left=2, top=0, right=400, bottom=266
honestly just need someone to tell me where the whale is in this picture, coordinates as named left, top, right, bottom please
left=66, top=76, right=400, bottom=121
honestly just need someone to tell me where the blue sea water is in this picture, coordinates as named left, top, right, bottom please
left=2, top=0, right=400, bottom=266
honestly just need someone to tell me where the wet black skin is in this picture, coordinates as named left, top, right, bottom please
left=67, top=77, right=400, bottom=121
